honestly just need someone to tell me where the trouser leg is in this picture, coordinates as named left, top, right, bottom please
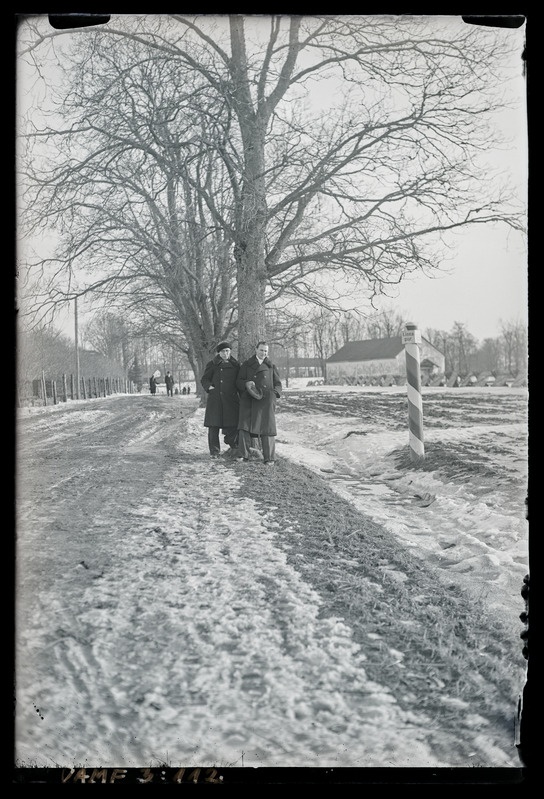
left=208, top=427, right=220, bottom=455
left=261, top=436, right=276, bottom=462
left=223, top=427, right=238, bottom=448
left=238, top=429, right=252, bottom=458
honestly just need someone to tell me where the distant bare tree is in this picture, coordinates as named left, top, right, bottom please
left=499, top=319, right=527, bottom=376
left=450, top=322, right=478, bottom=374
left=307, top=309, right=340, bottom=377
left=471, top=337, right=503, bottom=374
left=363, top=308, right=407, bottom=339
left=82, top=312, right=131, bottom=369
left=17, top=327, right=74, bottom=387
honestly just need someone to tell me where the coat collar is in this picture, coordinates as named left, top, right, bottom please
left=250, top=355, right=272, bottom=368
left=213, top=355, right=238, bottom=365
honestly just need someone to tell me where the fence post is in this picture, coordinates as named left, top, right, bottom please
left=52, top=380, right=58, bottom=405
left=62, top=374, right=68, bottom=402
left=403, top=322, right=425, bottom=463
left=41, top=370, right=47, bottom=406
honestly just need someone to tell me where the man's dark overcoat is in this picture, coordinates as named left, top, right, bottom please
left=201, top=355, right=240, bottom=429
left=237, top=356, right=282, bottom=436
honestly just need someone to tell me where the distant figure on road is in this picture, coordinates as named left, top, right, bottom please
left=165, top=371, right=175, bottom=397
left=236, top=341, right=282, bottom=466
left=201, top=342, right=240, bottom=458
left=149, top=375, right=157, bottom=395
left=182, top=386, right=187, bottom=395
left=187, top=385, right=191, bottom=395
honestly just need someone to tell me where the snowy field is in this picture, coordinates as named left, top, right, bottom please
left=275, top=382, right=529, bottom=635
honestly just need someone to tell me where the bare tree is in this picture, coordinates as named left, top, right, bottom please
left=18, top=15, right=525, bottom=362
left=499, top=319, right=527, bottom=376
left=18, top=35, right=238, bottom=388
left=424, top=328, right=453, bottom=373
left=82, top=312, right=131, bottom=368
left=450, top=322, right=478, bottom=374
left=471, top=337, right=503, bottom=374
left=362, top=308, right=407, bottom=339
left=309, top=308, right=339, bottom=377
left=17, top=327, right=74, bottom=388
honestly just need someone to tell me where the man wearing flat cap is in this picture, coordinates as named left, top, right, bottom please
left=200, top=342, right=240, bottom=458
left=236, top=341, right=282, bottom=466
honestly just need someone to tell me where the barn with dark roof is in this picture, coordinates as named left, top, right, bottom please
left=325, top=336, right=445, bottom=384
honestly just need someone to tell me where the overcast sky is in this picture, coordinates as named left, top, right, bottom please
left=376, top=221, right=528, bottom=340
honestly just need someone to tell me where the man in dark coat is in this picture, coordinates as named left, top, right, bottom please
left=201, top=342, right=240, bottom=458
left=236, top=341, right=282, bottom=466
left=165, top=371, right=175, bottom=397
left=149, top=375, right=157, bottom=395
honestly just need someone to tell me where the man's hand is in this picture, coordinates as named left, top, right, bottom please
left=245, top=381, right=263, bottom=400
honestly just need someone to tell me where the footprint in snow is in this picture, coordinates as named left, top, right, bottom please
left=413, top=492, right=436, bottom=507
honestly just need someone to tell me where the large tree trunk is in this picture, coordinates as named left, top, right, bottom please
left=236, top=242, right=267, bottom=362
left=230, top=16, right=270, bottom=361
left=186, top=349, right=209, bottom=404
left=233, top=146, right=268, bottom=359
left=233, top=130, right=268, bottom=360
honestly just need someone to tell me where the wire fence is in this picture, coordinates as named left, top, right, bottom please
left=17, top=372, right=138, bottom=409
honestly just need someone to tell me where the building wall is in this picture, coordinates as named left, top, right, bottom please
left=326, top=357, right=399, bottom=381
left=325, top=343, right=444, bottom=382
left=419, top=341, right=445, bottom=373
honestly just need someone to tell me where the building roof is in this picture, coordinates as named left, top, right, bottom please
left=327, top=337, right=405, bottom=363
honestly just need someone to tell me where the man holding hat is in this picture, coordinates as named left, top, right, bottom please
left=236, top=341, right=282, bottom=466
left=200, top=342, right=240, bottom=458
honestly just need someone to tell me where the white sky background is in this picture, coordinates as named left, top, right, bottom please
left=378, top=222, right=528, bottom=339
left=377, top=95, right=528, bottom=339
left=16, top=14, right=528, bottom=345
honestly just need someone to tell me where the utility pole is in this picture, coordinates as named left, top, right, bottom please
left=75, top=297, right=80, bottom=399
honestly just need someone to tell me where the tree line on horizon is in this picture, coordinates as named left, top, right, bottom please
left=17, top=305, right=527, bottom=397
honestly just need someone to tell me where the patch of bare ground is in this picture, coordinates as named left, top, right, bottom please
left=229, top=455, right=524, bottom=763
left=391, top=441, right=499, bottom=482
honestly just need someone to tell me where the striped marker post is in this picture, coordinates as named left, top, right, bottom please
left=403, top=322, right=425, bottom=463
